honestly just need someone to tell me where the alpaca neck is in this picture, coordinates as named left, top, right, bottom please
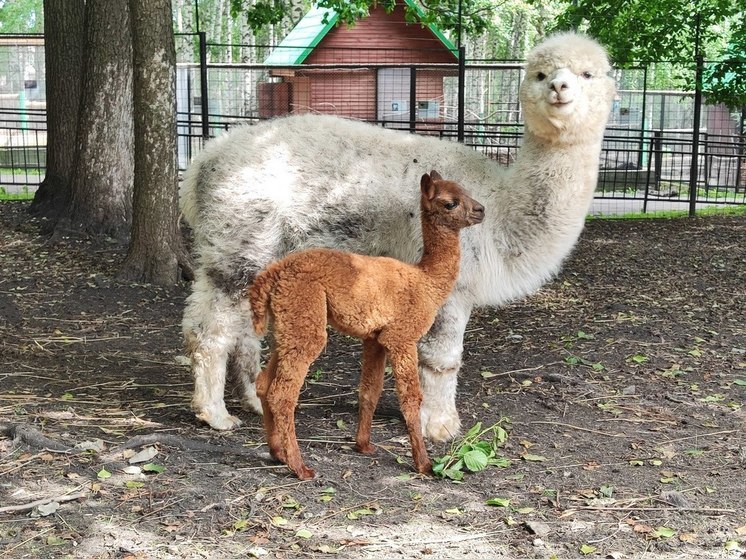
left=509, top=128, right=603, bottom=228
left=476, top=126, right=604, bottom=306
left=417, top=218, right=461, bottom=297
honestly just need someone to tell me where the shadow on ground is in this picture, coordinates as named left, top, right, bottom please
left=1, top=201, right=744, bottom=558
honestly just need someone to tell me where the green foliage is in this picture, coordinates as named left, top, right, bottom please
left=433, top=420, right=510, bottom=481
left=703, top=27, right=746, bottom=108
left=551, top=0, right=745, bottom=107
left=552, top=0, right=742, bottom=65
left=0, top=0, right=43, bottom=33
left=230, top=0, right=497, bottom=36
left=231, top=0, right=286, bottom=30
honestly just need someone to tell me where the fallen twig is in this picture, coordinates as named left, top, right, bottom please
left=529, top=421, right=625, bottom=438
left=575, top=505, right=736, bottom=515
left=0, top=422, right=73, bottom=452
left=101, top=432, right=262, bottom=461
left=0, top=492, right=87, bottom=514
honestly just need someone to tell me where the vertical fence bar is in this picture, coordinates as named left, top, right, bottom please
left=198, top=31, right=210, bottom=140
left=688, top=53, right=703, bottom=217
left=638, top=66, right=648, bottom=170
left=457, top=46, right=465, bottom=143
left=737, top=107, right=745, bottom=192
left=409, top=67, right=417, bottom=133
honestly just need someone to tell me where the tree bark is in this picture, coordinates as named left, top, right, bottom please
left=29, top=0, right=84, bottom=220
left=121, top=0, right=190, bottom=285
left=64, top=0, right=134, bottom=240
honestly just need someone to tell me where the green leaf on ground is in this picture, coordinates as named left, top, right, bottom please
left=433, top=419, right=510, bottom=482
left=142, top=463, right=165, bottom=474
left=97, top=468, right=112, bottom=479
left=652, top=526, right=676, bottom=539
left=579, top=543, right=596, bottom=554
left=486, top=497, right=511, bottom=507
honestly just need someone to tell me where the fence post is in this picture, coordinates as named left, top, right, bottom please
left=409, top=67, right=417, bottom=133
left=198, top=31, right=210, bottom=140
left=457, top=46, right=465, bottom=143
left=688, top=54, right=703, bottom=217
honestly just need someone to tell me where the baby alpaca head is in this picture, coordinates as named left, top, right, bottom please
left=420, top=170, right=485, bottom=230
left=519, top=32, right=616, bottom=144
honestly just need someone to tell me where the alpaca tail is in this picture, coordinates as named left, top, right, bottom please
left=248, top=267, right=278, bottom=336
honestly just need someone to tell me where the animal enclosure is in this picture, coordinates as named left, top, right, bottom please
left=0, top=31, right=744, bottom=215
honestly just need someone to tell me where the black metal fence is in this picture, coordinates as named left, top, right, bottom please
left=2, top=32, right=745, bottom=216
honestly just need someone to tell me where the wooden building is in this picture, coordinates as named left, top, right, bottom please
left=260, top=0, right=458, bottom=126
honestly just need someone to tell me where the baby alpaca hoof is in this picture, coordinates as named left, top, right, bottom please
left=196, top=410, right=242, bottom=431
left=268, top=445, right=287, bottom=464
left=414, top=459, right=433, bottom=476
left=291, top=465, right=316, bottom=480
left=354, top=442, right=377, bottom=455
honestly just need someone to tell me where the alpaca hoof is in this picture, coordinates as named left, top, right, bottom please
left=196, top=410, right=242, bottom=431
left=240, top=392, right=264, bottom=415
left=414, top=460, right=433, bottom=476
left=355, top=442, right=377, bottom=455
left=292, top=465, right=316, bottom=480
left=269, top=446, right=287, bottom=463
left=421, top=407, right=461, bottom=443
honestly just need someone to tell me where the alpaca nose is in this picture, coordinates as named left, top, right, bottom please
left=550, top=78, right=569, bottom=93
left=472, top=203, right=485, bottom=222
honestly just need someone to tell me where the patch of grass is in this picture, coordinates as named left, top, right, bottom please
left=0, top=186, right=34, bottom=201
left=592, top=204, right=746, bottom=220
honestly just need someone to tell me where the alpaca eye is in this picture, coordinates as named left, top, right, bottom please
left=581, top=71, right=593, bottom=79
left=536, top=72, right=546, bottom=81
left=444, top=200, right=459, bottom=210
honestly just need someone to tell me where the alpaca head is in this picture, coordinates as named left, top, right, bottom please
left=519, top=32, right=616, bottom=144
left=420, top=170, right=485, bottom=229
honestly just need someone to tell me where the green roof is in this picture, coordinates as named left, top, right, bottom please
left=264, top=0, right=457, bottom=66
left=264, top=6, right=339, bottom=65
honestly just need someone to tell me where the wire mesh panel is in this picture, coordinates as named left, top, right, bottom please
left=0, top=36, right=45, bottom=198
left=0, top=30, right=743, bottom=214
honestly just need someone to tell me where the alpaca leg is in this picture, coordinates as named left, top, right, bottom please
left=256, top=352, right=284, bottom=462
left=417, top=297, right=472, bottom=442
left=355, top=339, right=386, bottom=455
left=183, top=275, right=243, bottom=430
left=228, top=320, right=264, bottom=415
left=267, top=304, right=328, bottom=480
left=384, top=342, right=431, bottom=475
left=267, top=355, right=321, bottom=480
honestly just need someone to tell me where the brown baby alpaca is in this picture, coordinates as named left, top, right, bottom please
left=249, top=171, right=485, bottom=480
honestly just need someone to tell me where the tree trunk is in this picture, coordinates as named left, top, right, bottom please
left=64, top=0, right=134, bottom=240
left=29, top=0, right=84, bottom=220
left=121, top=0, right=190, bottom=285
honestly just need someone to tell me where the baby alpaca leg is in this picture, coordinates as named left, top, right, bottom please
left=355, top=339, right=386, bottom=455
left=386, top=343, right=431, bottom=475
left=256, top=352, right=283, bottom=462
left=267, top=355, right=320, bottom=480
left=268, top=308, right=328, bottom=480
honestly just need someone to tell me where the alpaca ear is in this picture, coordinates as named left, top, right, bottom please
left=420, top=173, right=437, bottom=200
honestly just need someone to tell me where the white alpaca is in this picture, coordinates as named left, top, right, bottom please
left=180, top=32, right=616, bottom=439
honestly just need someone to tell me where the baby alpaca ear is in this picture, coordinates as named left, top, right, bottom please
left=420, top=172, right=437, bottom=200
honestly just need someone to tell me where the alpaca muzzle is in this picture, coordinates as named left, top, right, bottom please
left=469, top=204, right=485, bottom=225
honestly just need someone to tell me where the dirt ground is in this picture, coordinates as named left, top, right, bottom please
left=0, top=201, right=744, bottom=559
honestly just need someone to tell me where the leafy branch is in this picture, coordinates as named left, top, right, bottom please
left=433, top=419, right=511, bottom=481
